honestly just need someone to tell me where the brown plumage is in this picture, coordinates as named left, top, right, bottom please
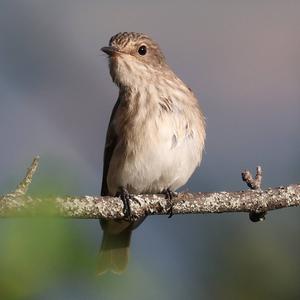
left=98, top=32, right=206, bottom=275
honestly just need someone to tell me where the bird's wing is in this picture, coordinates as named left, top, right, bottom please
left=101, top=97, right=121, bottom=196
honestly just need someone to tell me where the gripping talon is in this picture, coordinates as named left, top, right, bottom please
left=116, top=187, right=132, bottom=219
left=163, top=188, right=177, bottom=218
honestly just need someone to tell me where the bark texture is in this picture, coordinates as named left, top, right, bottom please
left=0, top=157, right=299, bottom=219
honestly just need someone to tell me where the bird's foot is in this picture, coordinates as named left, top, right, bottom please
left=116, top=187, right=132, bottom=220
left=163, top=188, right=178, bottom=218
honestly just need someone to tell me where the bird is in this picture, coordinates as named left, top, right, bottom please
left=97, top=32, right=206, bottom=275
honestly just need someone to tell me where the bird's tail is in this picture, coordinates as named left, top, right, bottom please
left=97, top=229, right=132, bottom=275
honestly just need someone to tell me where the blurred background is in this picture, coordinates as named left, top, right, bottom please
left=0, top=0, right=300, bottom=299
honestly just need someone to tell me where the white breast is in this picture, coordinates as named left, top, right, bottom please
left=106, top=83, right=205, bottom=196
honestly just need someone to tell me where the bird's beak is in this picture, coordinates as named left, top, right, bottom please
left=101, top=46, right=120, bottom=56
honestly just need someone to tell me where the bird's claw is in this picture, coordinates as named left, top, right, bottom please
left=116, top=187, right=132, bottom=220
left=163, top=188, right=177, bottom=218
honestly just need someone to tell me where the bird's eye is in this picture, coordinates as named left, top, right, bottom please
left=138, top=45, right=147, bottom=56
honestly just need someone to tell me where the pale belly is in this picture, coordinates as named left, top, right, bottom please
left=106, top=123, right=202, bottom=195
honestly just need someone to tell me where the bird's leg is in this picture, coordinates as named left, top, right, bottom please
left=163, top=188, right=178, bottom=218
left=116, top=187, right=132, bottom=219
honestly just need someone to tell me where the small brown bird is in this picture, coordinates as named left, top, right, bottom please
left=98, top=32, right=206, bottom=274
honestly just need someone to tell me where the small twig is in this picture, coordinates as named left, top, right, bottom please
left=242, top=166, right=266, bottom=222
left=242, top=166, right=262, bottom=190
left=14, top=156, right=40, bottom=196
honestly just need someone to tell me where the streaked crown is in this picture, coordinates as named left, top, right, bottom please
left=107, top=32, right=166, bottom=66
left=102, top=32, right=172, bottom=87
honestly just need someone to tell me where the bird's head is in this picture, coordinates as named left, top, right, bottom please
left=101, top=32, right=167, bottom=88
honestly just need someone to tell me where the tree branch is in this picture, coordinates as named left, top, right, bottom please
left=0, top=157, right=299, bottom=219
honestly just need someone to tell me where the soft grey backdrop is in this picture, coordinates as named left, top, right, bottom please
left=0, top=1, right=299, bottom=299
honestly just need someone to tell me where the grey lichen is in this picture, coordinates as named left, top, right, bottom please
left=0, top=157, right=299, bottom=219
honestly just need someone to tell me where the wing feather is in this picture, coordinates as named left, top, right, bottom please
left=101, top=98, right=121, bottom=196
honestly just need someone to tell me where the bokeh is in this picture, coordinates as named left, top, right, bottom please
left=0, top=1, right=299, bottom=299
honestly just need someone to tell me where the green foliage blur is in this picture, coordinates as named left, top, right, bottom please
left=0, top=160, right=92, bottom=299
left=0, top=218, right=90, bottom=299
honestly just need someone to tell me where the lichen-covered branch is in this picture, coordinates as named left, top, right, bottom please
left=0, top=157, right=299, bottom=219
